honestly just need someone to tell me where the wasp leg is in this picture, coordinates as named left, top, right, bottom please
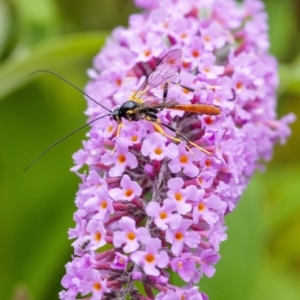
left=152, top=121, right=211, bottom=156
left=111, top=123, right=124, bottom=154
left=172, top=82, right=195, bottom=92
left=163, top=82, right=168, bottom=104
left=171, top=81, right=220, bottom=93
left=151, top=121, right=194, bottom=154
left=152, top=121, right=181, bottom=143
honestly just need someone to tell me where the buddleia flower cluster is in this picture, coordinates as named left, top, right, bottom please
left=59, top=0, right=294, bottom=299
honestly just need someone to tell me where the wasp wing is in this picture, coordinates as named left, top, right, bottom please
left=131, top=101, right=179, bottom=113
left=131, top=49, right=182, bottom=104
left=134, top=101, right=221, bottom=116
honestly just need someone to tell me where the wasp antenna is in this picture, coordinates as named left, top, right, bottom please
left=30, top=70, right=112, bottom=113
left=24, top=113, right=111, bottom=172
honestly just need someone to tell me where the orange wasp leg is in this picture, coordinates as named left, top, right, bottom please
left=152, top=121, right=181, bottom=143
left=111, top=122, right=124, bottom=154
left=151, top=121, right=212, bottom=156
left=151, top=121, right=193, bottom=155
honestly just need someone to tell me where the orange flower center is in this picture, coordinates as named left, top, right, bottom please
left=192, top=50, right=200, bottom=58
left=118, top=257, right=125, bottom=265
left=101, top=201, right=107, bottom=209
left=175, top=192, right=183, bottom=201
left=125, top=189, right=133, bottom=197
left=154, top=148, right=163, bottom=155
left=159, top=212, right=167, bottom=219
left=118, top=154, right=126, bottom=164
left=182, top=61, right=189, bottom=68
left=181, top=33, right=187, bottom=38
left=167, top=58, right=176, bottom=66
left=116, top=78, right=122, bottom=86
left=107, top=125, right=114, bottom=133
left=236, top=82, right=243, bottom=90
left=94, top=232, right=101, bottom=242
left=175, top=232, right=184, bottom=241
left=205, top=159, right=211, bottom=167
left=205, top=116, right=213, bottom=125
left=177, top=261, right=183, bottom=269
left=204, top=35, right=211, bottom=42
left=182, top=87, right=190, bottom=94
left=180, top=155, right=188, bottom=164
left=198, top=202, right=205, bottom=211
left=131, top=135, right=138, bottom=142
left=144, top=49, right=151, bottom=57
left=127, top=232, right=136, bottom=240
left=93, top=282, right=101, bottom=291
left=145, top=253, right=155, bottom=263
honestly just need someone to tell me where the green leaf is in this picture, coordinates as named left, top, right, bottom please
left=0, top=31, right=108, bottom=300
left=11, top=0, right=61, bottom=44
left=0, top=0, right=12, bottom=59
left=0, top=70, right=91, bottom=300
left=251, top=261, right=300, bottom=300
left=279, top=56, right=300, bottom=95
left=200, top=175, right=265, bottom=300
left=0, top=31, right=108, bottom=100
left=264, top=0, right=298, bottom=61
left=262, top=166, right=300, bottom=229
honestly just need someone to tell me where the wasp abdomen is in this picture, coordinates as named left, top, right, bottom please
left=170, top=104, right=221, bottom=115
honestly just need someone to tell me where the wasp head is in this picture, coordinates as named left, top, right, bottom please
left=112, top=107, right=122, bottom=123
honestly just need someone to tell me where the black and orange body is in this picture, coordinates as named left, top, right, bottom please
left=25, top=49, right=222, bottom=171
left=112, top=101, right=220, bottom=123
left=109, top=49, right=221, bottom=155
left=111, top=49, right=221, bottom=124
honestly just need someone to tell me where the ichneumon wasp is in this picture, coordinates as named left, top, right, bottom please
left=24, top=49, right=221, bottom=171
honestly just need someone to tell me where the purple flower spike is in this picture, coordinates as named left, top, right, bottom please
left=60, top=0, right=294, bottom=299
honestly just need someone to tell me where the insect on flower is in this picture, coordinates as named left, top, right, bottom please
left=80, top=239, right=91, bottom=251
left=24, top=49, right=221, bottom=171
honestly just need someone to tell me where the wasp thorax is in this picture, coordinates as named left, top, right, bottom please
left=120, top=100, right=139, bottom=113
left=112, top=101, right=140, bottom=122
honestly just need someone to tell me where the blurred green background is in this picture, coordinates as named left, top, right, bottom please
left=0, top=0, right=299, bottom=299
